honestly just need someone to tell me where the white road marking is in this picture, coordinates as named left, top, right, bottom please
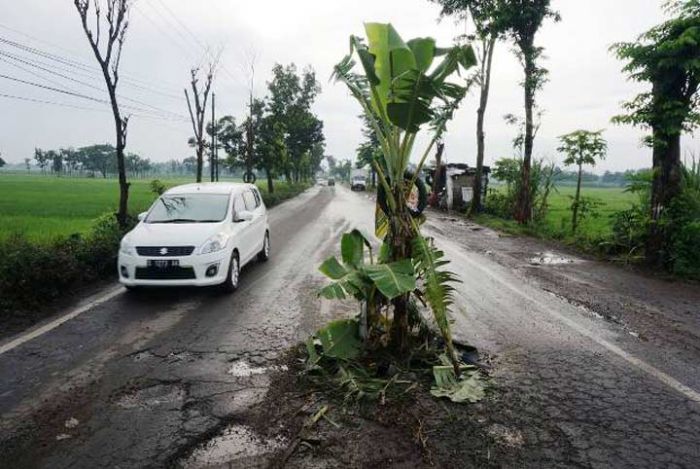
left=446, top=242, right=700, bottom=403
left=0, top=286, right=125, bottom=356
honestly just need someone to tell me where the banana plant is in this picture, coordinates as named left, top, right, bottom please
left=327, top=23, right=475, bottom=372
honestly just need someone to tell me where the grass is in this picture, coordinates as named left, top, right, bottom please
left=475, top=185, right=637, bottom=250
left=0, top=174, right=303, bottom=241
left=540, top=186, right=637, bottom=237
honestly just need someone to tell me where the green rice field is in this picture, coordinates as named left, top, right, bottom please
left=0, top=174, right=236, bottom=241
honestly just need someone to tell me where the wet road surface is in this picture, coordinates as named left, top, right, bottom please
left=1, top=185, right=699, bottom=468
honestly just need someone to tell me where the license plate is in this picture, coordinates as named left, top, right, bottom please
left=148, top=259, right=179, bottom=268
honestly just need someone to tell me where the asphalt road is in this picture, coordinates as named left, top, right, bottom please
left=1, top=185, right=699, bottom=468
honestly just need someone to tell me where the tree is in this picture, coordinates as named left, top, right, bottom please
left=355, top=114, right=380, bottom=187
left=611, top=0, right=700, bottom=266
left=256, top=115, right=287, bottom=193
left=79, top=144, right=115, bottom=178
left=24, top=158, right=31, bottom=173
left=267, top=64, right=324, bottom=182
left=499, top=0, right=560, bottom=223
left=0, top=155, right=5, bottom=168
left=50, top=150, right=63, bottom=175
left=185, top=63, right=216, bottom=183
left=557, top=130, right=607, bottom=232
left=211, top=115, right=244, bottom=172
left=34, top=148, right=49, bottom=174
left=433, top=0, right=509, bottom=215
left=73, top=0, right=132, bottom=228
left=330, top=23, right=475, bottom=369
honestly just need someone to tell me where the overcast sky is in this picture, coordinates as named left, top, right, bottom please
left=1, top=0, right=698, bottom=173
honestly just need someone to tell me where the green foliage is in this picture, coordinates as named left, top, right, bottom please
left=149, top=179, right=167, bottom=196
left=0, top=213, right=133, bottom=317
left=558, top=130, right=607, bottom=168
left=431, top=364, right=486, bottom=403
left=314, top=319, right=363, bottom=360
left=611, top=1, right=700, bottom=142
left=331, top=23, right=475, bottom=359
left=486, top=157, right=558, bottom=221
left=319, top=230, right=415, bottom=301
left=411, top=233, right=459, bottom=361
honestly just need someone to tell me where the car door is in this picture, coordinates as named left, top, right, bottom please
left=232, top=192, right=255, bottom=262
left=242, top=189, right=265, bottom=259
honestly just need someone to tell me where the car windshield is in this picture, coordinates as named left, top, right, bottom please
left=146, top=194, right=230, bottom=223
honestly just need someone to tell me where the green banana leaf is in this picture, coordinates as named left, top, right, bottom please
left=316, top=319, right=362, bottom=360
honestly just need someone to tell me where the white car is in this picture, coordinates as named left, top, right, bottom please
left=118, top=182, right=270, bottom=292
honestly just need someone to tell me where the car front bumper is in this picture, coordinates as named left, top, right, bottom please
left=118, top=250, right=231, bottom=287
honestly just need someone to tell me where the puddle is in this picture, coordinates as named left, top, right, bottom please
left=530, top=251, right=577, bottom=266
left=116, top=383, right=185, bottom=410
left=227, top=360, right=288, bottom=378
left=183, top=424, right=285, bottom=468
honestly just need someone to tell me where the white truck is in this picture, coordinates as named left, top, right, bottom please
left=350, top=168, right=368, bottom=191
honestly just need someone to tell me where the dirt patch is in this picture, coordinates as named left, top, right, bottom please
left=184, top=346, right=574, bottom=468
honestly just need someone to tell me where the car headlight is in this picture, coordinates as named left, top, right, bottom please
left=200, top=233, right=229, bottom=255
left=120, top=240, right=134, bottom=255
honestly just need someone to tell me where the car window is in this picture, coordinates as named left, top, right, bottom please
left=252, top=188, right=262, bottom=207
left=146, top=194, right=230, bottom=223
left=243, top=190, right=257, bottom=211
left=232, top=195, right=246, bottom=219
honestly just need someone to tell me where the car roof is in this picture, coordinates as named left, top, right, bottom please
left=164, top=182, right=256, bottom=196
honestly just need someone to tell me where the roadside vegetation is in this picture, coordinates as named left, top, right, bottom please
left=423, top=0, right=700, bottom=281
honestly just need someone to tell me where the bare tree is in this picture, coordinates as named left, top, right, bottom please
left=185, top=63, right=216, bottom=183
left=73, top=0, right=131, bottom=228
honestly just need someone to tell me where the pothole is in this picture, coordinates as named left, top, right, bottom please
left=530, top=251, right=578, bottom=265
left=182, top=424, right=285, bottom=468
left=116, top=383, right=186, bottom=410
left=227, top=360, right=288, bottom=378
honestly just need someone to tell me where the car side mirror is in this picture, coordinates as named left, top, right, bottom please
left=138, top=212, right=148, bottom=222
left=235, top=210, right=254, bottom=222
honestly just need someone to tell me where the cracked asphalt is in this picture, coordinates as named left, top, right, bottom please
left=1, top=185, right=699, bottom=468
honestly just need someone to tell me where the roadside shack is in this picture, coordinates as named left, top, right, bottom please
left=425, top=163, right=490, bottom=211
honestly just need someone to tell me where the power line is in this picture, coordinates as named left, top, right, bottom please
left=0, top=72, right=189, bottom=121
left=143, top=0, right=245, bottom=92
left=0, top=49, right=189, bottom=120
left=0, top=91, right=191, bottom=132
left=0, top=92, right=108, bottom=112
left=0, top=33, right=184, bottom=99
left=0, top=22, right=183, bottom=92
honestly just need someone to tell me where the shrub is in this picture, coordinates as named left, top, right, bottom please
left=149, top=179, right=167, bottom=196
left=0, top=213, right=132, bottom=319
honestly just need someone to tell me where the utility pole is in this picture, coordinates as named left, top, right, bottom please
left=211, top=92, right=216, bottom=182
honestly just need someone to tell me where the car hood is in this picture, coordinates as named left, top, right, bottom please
left=125, top=222, right=226, bottom=248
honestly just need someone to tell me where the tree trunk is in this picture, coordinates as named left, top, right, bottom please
left=388, top=193, right=413, bottom=351
left=470, top=36, right=496, bottom=217
left=646, top=130, right=682, bottom=266
left=514, top=51, right=536, bottom=224
left=266, top=168, right=274, bottom=194
left=572, top=162, right=583, bottom=233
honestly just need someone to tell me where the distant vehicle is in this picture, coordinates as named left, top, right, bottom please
left=118, top=182, right=270, bottom=293
left=328, top=178, right=335, bottom=186
left=351, top=175, right=367, bottom=191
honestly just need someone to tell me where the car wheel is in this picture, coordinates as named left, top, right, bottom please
left=257, top=231, right=270, bottom=262
left=221, top=251, right=240, bottom=293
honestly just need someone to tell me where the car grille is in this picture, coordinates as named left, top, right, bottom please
left=134, top=266, right=196, bottom=280
left=136, top=246, right=195, bottom=257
